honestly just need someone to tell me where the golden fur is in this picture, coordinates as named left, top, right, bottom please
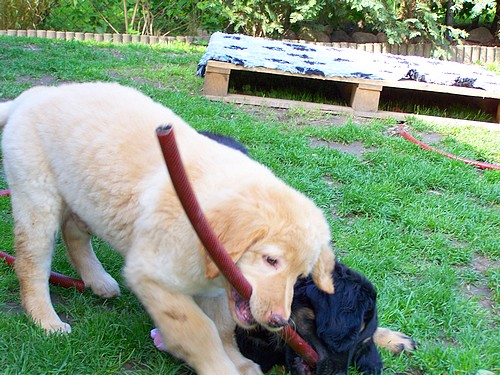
left=0, top=82, right=335, bottom=375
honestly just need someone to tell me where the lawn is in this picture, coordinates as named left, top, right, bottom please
left=0, top=35, right=499, bottom=374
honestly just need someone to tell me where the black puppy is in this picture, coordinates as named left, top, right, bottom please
left=198, top=131, right=249, bottom=155
left=235, top=262, right=415, bottom=375
left=199, top=132, right=415, bottom=374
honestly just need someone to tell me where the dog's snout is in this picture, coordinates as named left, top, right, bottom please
left=268, top=313, right=288, bottom=328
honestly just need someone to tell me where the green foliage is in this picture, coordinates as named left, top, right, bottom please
left=221, top=0, right=322, bottom=37
left=129, top=0, right=214, bottom=36
left=454, top=0, right=496, bottom=23
left=216, top=0, right=496, bottom=46
left=40, top=0, right=228, bottom=36
left=42, top=0, right=124, bottom=33
left=0, top=0, right=55, bottom=29
left=339, top=0, right=471, bottom=46
left=1, top=0, right=498, bottom=47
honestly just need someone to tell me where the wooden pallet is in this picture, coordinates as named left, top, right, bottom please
left=203, top=60, right=500, bottom=122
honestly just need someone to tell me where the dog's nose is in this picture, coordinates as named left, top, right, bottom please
left=268, top=313, right=288, bottom=328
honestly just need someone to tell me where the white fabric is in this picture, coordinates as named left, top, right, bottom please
left=198, top=32, right=500, bottom=93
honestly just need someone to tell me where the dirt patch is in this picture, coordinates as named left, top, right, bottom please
left=15, top=75, right=62, bottom=87
left=419, top=132, right=443, bottom=144
left=471, top=254, right=498, bottom=274
left=22, top=44, right=42, bottom=52
left=385, top=125, right=443, bottom=145
left=322, top=174, right=343, bottom=188
left=465, top=284, right=494, bottom=309
left=0, top=301, right=24, bottom=315
left=123, top=76, right=167, bottom=89
left=309, top=138, right=377, bottom=158
left=107, top=48, right=125, bottom=60
left=237, top=105, right=370, bottom=128
left=121, top=361, right=151, bottom=372
left=462, top=254, right=499, bottom=312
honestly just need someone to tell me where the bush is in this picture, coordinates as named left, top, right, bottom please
left=221, top=0, right=321, bottom=37
left=0, top=0, right=55, bottom=29
left=40, top=0, right=227, bottom=36
left=41, top=0, right=124, bottom=34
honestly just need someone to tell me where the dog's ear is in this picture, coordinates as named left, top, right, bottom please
left=201, top=201, right=268, bottom=279
left=311, top=246, right=335, bottom=294
left=308, top=266, right=378, bottom=353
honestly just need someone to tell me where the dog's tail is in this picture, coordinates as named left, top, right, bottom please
left=0, top=101, right=13, bottom=129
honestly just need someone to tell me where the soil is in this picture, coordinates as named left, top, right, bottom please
left=15, top=75, right=60, bottom=86
left=462, top=254, right=499, bottom=312
left=309, top=138, right=377, bottom=158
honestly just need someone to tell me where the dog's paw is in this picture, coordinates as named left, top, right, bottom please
left=395, top=333, right=417, bottom=354
left=374, top=327, right=417, bottom=355
left=238, top=361, right=263, bottom=375
left=87, top=273, right=120, bottom=298
left=150, top=328, right=167, bottom=351
left=388, top=332, right=417, bottom=355
left=41, top=320, right=72, bottom=334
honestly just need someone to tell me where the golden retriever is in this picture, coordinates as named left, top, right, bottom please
left=0, top=82, right=335, bottom=375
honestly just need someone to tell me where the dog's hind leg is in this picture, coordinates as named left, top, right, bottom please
left=61, top=209, right=120, bottom=298
left=373, top=327, right=416, bottom=354
left=11, top=189, right=71, bottom=333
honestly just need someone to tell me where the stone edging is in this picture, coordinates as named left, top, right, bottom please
left=0, top=29, right=210, bottom=45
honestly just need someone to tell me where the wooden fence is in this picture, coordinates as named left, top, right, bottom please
left=1, top=29, right=497, bottom=65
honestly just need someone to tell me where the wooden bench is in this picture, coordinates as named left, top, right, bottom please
left=203, top=60, right=500, bottom=122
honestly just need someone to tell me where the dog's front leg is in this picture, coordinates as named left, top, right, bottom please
left=128, top=277, right=241, bottom=375
left=196, top=295, right=264, bottom=375
left=11, top=192, right=71, bottom=333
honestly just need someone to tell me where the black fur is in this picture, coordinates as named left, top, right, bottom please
left=236, top=263, right=383, bottom=375
left=198, top=131, right=249, bottom=155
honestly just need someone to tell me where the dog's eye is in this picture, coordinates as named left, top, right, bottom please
left=264, top=255, right=278, bottom=267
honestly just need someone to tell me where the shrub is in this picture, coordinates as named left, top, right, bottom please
left=41, top=0, right=124, bottom=34
left=0, top=0, right=55, bottom=29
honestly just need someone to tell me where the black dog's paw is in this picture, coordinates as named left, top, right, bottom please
left=393, top=332, right=417, bottom=355
left=373, top=327, right=417, bottom=355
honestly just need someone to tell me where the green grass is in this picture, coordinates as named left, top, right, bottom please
left=379, top=100, right=494, bottom=122
left=482, top=61, right=500, bottom=75
left=226, top=67, right=496, bottom=123
left=1, top=35, right=499, bottom=374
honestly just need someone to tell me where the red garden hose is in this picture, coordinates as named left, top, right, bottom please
left=156, top=124, right=319, bottom=367
left=0, top=249, right=85, bottom=292
left=398, top=124, right=500, bottom=170
left=0, top=189, right=85, bottom=292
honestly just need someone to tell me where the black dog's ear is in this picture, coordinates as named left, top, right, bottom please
left=306, top=271, right=377, bottom=353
